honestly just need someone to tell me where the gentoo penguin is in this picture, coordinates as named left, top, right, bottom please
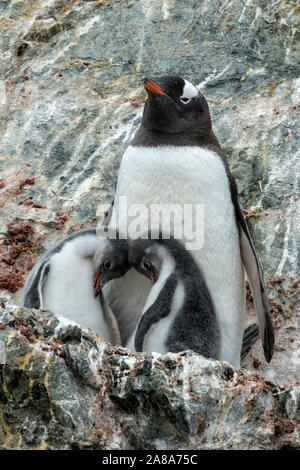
left=21, top=229, right=129, bottom=345
left=126, top=235, right=220, bottom=358
left=103, top=75, right=274, bottom=367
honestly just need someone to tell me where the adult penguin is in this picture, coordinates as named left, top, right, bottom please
left=103, top=75, right=274, bottom=367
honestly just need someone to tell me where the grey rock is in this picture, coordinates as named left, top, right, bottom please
left=0, top=302, right=299, bottom=450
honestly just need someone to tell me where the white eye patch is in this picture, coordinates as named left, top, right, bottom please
left=180, top=79, right=199, bottom=103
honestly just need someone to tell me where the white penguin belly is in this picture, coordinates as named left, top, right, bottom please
left=42, top=252, right=111, bottom=341
left=110, top=145, right=245, bottom=366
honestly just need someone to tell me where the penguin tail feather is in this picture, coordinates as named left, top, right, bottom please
left=240, top=323, right=260, bottom=361
left=263, top=313, right=275, bottom=363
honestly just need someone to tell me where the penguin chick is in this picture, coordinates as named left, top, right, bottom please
left=21, top=229, right=127, bottom=345
left=127, top=235, right=221, bottom=359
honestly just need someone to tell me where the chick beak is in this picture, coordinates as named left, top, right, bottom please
left=152, top=268, right=158, bottom=284
left=142, top=77, right=167, bottom=96
left=93, top=268, right=102, bottom=297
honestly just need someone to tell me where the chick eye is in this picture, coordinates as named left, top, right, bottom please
left=142, top=260, right=152, bottom=271
left=103, top=260, right=112, bottom=270
left=180, top=97, right=190, bottom=104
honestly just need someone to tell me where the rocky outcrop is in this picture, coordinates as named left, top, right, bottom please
left=0, top=295, right=299, bottom=450
left=0, top=0, right=299, bottom=450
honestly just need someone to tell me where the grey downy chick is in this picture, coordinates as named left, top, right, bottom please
left=21, top=229, right=128, bottom=345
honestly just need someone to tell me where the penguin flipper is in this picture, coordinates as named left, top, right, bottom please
left=134, top=274, right=178, bottom=352
left=22, top=261, right=50, bottom=310
left=240, top=323, right=259, bottom=360
left=101, top=199, right=114, bottom=229
left=239, top=227, right=274, bottom=362
left=226, top=171, right=274, bottom=362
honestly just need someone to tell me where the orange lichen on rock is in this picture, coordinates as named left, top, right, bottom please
left=0, top=220, right=44, bottom=293
left=103, top=96, right=146, bottom=108
left=0, top=269, right=26, bottom=293
left=16, top=177, right=35, bottom=194
left=18, top=199, right=47, bottom=209
left=55, top=209, right=72, bottom=230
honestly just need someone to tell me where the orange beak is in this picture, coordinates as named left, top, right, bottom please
left=153, top=270, right=158, bottom=284
left=144, top=79, right=167, bottom=96
left=94, top=268, right=102, bottom=296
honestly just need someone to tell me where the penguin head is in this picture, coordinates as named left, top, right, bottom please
left=141, top=75, right=212, bottom=134
left=128, top=238, right=162, bottom=284
left=93, top=238, right=130, bottom=294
